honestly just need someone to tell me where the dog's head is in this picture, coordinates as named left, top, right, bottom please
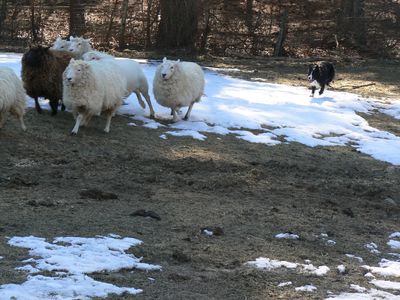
left=307, top=64, right=319, bottom=82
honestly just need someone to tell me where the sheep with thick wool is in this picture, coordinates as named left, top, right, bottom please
left=153, top=57, right=204, bottom=122
left=21, top=45, right=74, bottom=115
left=0, top=67, right=26, bottom=131
left=62, top=58, right=127, bottom=135
left=68, top=36, right=92, bottom=59
left=83, top=51, right=155, bottom=117
left=51, top=37, right=70, bottom=51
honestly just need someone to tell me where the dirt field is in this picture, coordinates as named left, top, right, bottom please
left=0, top=60, right=400, bottom=299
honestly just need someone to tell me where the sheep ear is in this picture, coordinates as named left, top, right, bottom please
left=163, top=57, right=167, bottom=63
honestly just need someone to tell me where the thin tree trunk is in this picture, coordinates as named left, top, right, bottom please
left=199, top=6, right=210, bottom=54
left=0, top=0, right=7, bottom=33
left=105, top=0, right=119, bottom=46
left=69, top=0, right=86, bottom=37
left=145, top=0, right=153, bottom=49
left=118, top=0, right=129, bottom=50
left=273, top=9, right=288, bottom=57
left=157, top=0, right=199, bottom=51
left=30, top=0, right=37, bottom=42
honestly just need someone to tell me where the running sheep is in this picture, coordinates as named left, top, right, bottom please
left=68, top=36, right=92, bottom=59
left=153, top=57, right=205, bottom=122
left=21, top=45, right=74, bottom=115
left=0, top=67, right=26, bottom=131
left=62, top=58, right=127, bottom=135
left=83, top=50, right=155, bottom=118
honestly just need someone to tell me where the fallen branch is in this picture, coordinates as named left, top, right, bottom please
left=352, top=83, right=376, bottom=89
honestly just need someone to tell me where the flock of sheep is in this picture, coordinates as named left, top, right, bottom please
left=0, top=36, right=205, bottom=135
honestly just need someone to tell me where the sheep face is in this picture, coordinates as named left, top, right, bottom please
left=23, top=46, right=51, bottom=68
left=68, top=37, right=90, bottom=55
left=160, top=57, right=180, bottom=80
left=64, top=59, right=88, bottom=84
left=52, top=37, right=70, bottom=51
left=82, top=52, right=101, bottom=61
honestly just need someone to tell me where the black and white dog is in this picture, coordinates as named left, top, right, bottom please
left=307, top=62, right=335, bottom=97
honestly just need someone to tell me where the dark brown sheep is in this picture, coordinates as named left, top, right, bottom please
left=21, top=46, right=74, bottom=115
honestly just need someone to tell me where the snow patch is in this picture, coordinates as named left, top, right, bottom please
left=275, top=233, right=299, bottom=240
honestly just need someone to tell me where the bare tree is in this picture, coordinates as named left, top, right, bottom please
left=157, top=0, right=199, bottom=51
left=118, top=0, right=129, bottom=50
left=69, top=0, right=85, bottom=37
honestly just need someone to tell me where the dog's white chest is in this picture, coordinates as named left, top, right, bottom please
left=310, top=80, right=321, bottom=88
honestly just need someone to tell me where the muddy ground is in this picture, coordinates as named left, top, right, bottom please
left=0, top=60, right=400, bottom=299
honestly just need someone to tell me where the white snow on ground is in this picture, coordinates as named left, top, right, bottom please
left=371, top=279, right=400, bottom=290
left=350, top=284, right=367, bottom=292
left=345, top=254, right=363, bottom=262
left=326, top=289, right=400, bottom=300
left=295, top=285, right=317, bottom=292
left=381, top=101, right=400, bottom=120
left=1, top=53, right=400, bottom=165
left=388, top=240, right=400, bottom=250
left=246, top=257, right=298, bottom=270
left=246, top=257, right=330, bottom=276
left=389, top=232, right=400, bottom=239
left=275, top=233, right=299, bottom=240
left=278, top=281, right=292, bottom=287
left=337, top=265, right=346, bottom=274
left=363, top=259, right=400, bottom=277
left=0, top=235, right=160, bottom=299
left=365, top=242, right=380, bottom=254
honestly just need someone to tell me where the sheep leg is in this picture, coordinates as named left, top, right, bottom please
left=142, top=91, right=155, bottom=118
left=81, top=114, right=92, bottom=127
left=34, top=97, right=42, bottom=114
left=49, top=100, right=58, bottom=116
left=61, top=103, right=66, bottom=111
left=10, top=106, right=26, bottom=131
left=172, top=109, right=179, bottom=122
left=170, top=109, right=174, bottom=116
left=71, top=114, right=83, bottom=135
left=104, top=111, right=114, bottom=133
left=134, top=91, right=146, bottom=109
left=183, top=102, right=195, bottom=121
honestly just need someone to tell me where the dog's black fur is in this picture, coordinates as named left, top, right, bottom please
left=307, top=62, right=335, bottom=97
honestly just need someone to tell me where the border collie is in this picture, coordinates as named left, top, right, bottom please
left=307, top=62, right=335, bottom=97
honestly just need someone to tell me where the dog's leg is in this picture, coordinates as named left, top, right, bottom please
left=319, top=84, right=325, bottom=95
left=310, top=86, right=316, bottom=97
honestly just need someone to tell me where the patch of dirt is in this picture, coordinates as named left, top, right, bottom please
left=1, top=109, right=400, bottom=299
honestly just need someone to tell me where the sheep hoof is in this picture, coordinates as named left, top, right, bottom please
left=70, top=131, right=77, bottom=136
left=36, top=108, right=43, bottom=114
left=183, top=116, right=189, bottom=121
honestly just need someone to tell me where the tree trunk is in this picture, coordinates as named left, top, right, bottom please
left=105, top=0, right=119, bottom=46
left=157, top=0, right=199, bottom=51
left=246, top=0, right=257, bottom=55
left=69, top=0, right=85, bottom=37
left=118, top=0, right=129, bottom=50
left=145, top=0, right=153, bottom=49
left=199, top=6, right=210, bottom=54
left=273, top=9, right=288, bottom=57
left=0, top=0, right=7, bottom=34
left=30, top=0, right=38, bottom=42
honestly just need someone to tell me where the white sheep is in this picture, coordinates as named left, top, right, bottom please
left=0, top=67, right=26, bottom=130
left=62, top=58, right=127, bottom=135
left=68, top=36, right=92, bottom=59
left=83, top=51, right=155, bottom=118
left=153, top=57, right=205, bottom=122
left=51, top=36, right=70, bottom=51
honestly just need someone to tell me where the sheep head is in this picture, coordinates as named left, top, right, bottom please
left=64, top=59, right=89, bottom=84
left=160, top=57, right=180, bottom=80
left=52, top=37, right=70, bottom=51
left=68, top=37, right=91, bottom=55
left=22, top=45, right=52, bottom=67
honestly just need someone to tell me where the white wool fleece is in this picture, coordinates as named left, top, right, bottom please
left=0, top=67, right=26, bottom=130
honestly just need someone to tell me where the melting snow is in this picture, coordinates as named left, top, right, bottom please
left=0, top=235, right=160, bottom=299
left=295, top=285, right=317, bottom=292
left=275, top=233, right=300, bottom=240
